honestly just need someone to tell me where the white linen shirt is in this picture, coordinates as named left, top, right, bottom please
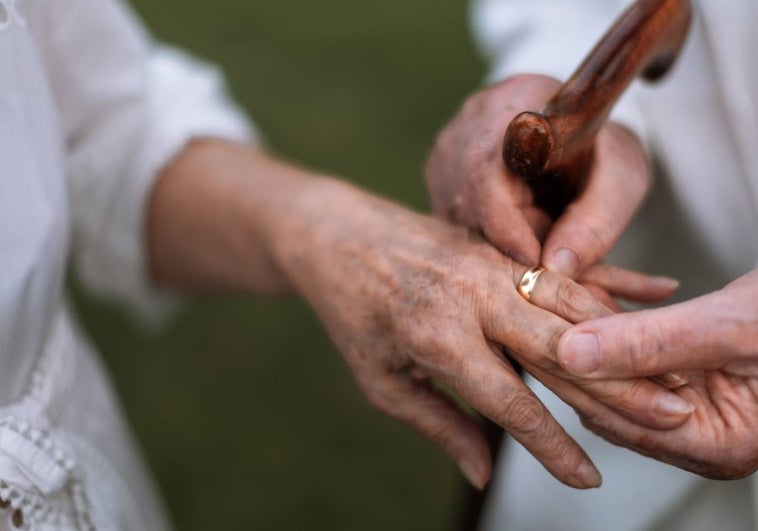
left=0, top=0, right=252, bottom=528
left=472, top=1, right=758, bottom=530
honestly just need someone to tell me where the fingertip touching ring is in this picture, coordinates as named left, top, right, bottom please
left=517, top=266, right=546, bottom=302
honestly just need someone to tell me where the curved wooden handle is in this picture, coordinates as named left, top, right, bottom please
left=502, top=0, right=692, bottom=217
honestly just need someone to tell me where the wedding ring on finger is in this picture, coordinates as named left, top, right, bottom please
left=517, top=266, right=546, bottom=302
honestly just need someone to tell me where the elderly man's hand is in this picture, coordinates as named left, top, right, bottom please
left=425, top=74, right=651, bottom=280
left=549, top=270, right=758, bottom=479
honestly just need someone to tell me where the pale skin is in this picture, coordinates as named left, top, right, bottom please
left=147, top=140, right=691, bottom=491
left=427, top=73, right=758, bottom=479
left=554, top=270, right=758, bottom=479
left=425, top=74, right=652, bottom=284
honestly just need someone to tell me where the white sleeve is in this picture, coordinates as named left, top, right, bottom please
left=470, top=0, right=646, bottom=136
left=32, top=0, right=256, bottom=316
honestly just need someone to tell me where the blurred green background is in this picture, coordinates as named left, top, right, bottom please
left=70, top=1, right=485, bottom=529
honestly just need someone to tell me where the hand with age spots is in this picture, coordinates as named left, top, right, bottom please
left=269, top=179, right=694, bottom=490
left=425, top=74, right=655, bottom=291
left=549, top=270, right=758, bottom=479
left=150, top=142, right=692, bottom=492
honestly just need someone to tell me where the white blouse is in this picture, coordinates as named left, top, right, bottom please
left=472, top=0, right=758, bottom=530
left=1, top=0, right=252, bottom=528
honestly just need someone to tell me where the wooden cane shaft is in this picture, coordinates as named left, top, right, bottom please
left=502, top=0, right=692, bottom=216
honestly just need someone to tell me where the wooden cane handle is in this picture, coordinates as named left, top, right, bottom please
left=502, top=0, right=692, bottom=217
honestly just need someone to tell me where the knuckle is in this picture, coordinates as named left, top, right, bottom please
left=406, top=327, right=462, bottom=376
left=618, top=378, right=652, bottom=409
left=497, top=392, right=549, bottom=437
left=555, top=280, right=593, bottom=320
left=578, top=411, right=603, bottom=434
left=449, top=253, right=491, bottom=297
left=585, top=379, right=652, bottom=421
left=412, top=341, right=452, bottom=372
left=628, top=321, right=667, bottom=374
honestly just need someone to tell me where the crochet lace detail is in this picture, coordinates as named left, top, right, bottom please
left=0, top=418, right=95, bottom=530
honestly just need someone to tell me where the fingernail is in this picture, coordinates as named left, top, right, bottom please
left=547, top=247, right=580, bottom=278
left=559, top=333, right=601, bottom=375
left=656, top=393, right=695, bottom=416
left=576, top=461, right=602, bottom=489
left=459, top=459, right=486, bottom=491
left=652, top=276, right=681, bottom=290
left=656, top=372, right=689, bottom=389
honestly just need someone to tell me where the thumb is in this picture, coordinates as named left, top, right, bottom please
left=556, top=292, right=727, bottom=378
left=542, top=123, right=650, bottom=278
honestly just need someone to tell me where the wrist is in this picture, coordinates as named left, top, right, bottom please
left=237, top=155, right=363, bottom=298
left=147, top=139, right=342, bottom=295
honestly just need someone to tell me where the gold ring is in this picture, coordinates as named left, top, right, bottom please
left=517, top=266, right=546, bottom=302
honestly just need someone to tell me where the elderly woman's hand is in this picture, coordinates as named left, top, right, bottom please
left=270, top=176, right=693, bottom=490
left=544, top=270, right=758, bottom=479
left=149, top=141, right=691, bottom=491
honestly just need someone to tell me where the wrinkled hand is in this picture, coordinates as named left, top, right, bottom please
left=550, top=270, right=758, bottom=479
left=275, top=180, right=693, bottom=490
left=425, top=74, right=651, bottom=279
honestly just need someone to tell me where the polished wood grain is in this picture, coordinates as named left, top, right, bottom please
left=502, top=0, right=692, bottom=218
